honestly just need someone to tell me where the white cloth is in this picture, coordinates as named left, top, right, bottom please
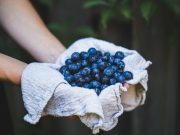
left=21, top=37, right=151, bottom=134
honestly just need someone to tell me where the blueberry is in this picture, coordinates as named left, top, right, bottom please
left=91, top=68, right=100, bottom=75
left=117, top=60, right=125, bottom=70
left=88, top=48, right=97, bottom=55
left=74, top=73, right=82, bottom=80
left=101, top=76, right=110, bottom=84
left=88, top=55, right=98, bottom=63
left=71, top=82, right=77, bottom=87
left=76, top=81, right=83, bottom=86
left=94, top=73, right=101, bottom=81
left=116, top=69, right=123, bottom=74
left=83, top=83, right=90, bottom=89
left=115, top=51, right=125, bottom=60
left=81, top=60, right=89, bottom=67
left=71, top=52, right=80, bottom=61
left=97, top=61, right=107, bottom=70
left=114, top=58, right=121, bottom=65
left=68, top=64, right=78, bottom=72
left=111, top=65, right=118, bottom=71
left=91, top=63, right=98, bottom=69
left=90, top=81, right=101, bottom=88
left=101, top=84, right=108, bottom=90
left=78, top=77, right=86, bottom=83
left=104, top=52, right=111, bottom=57
left=84, top=76, right=92, bottom=82
left=63, top=70, right=71, bottom=77
left=103, top=67, right=114, bottom=77
left=123, top=71, right=133, bottom=80
left=114, top=72, right=121, bottom=79
left=65, top=75, right=74, bottom=83
left=59, top=65, right=67, bottom=74
left=110, top=78, right=117, bottom=85
left=76, top=62, right=82, bottom=70
left=81, top=67, right=91, bottom=76
left=65, top=58, right=73, bottom=65
left=101, top=54, right=109, bottom=61
left=81, top=51, right=89, bottom=60
left=116, top=74, right=126, bottom=83
left=96, top=51, right=103, bottom=57
left=109, top=56, right=114, bottom=64
left=94, top=88, right=101, bottom=95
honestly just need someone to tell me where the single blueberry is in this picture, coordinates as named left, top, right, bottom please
left=115, top=51, right=125, bottom=60
left=76, top=81, right=83, bottom=87
left=81, top=60, right=89, bottom=67
left=114, top=72, right=121, bottom=79
left=65, top=58, right=73, bottom=65
left=88, top=48, right=97, bottom=55
left=84, top=76, right=92, bottom=82
left=103, top=67, right=114, bottom=77
left=101, top=84, right=108, bottom=90
left=94, top=73, right=101, bottom=81
left=71, top=82, right=77, bottom=87
left=96, top=51, right=103, bottom=57
left=111, top=65, right=118, bottom=71
left=71, top=52, right=80, bottom=61
left=59, top=65, right=67, bottom=74
left=83, top=83, right=90, bottom=89
left=104, top=52, right=111, bottom=57
left=116, top=74, right=126, bottom=83
left=114, top=58, right=121, bottom=65
left=117, top=60, right=125, bottom=70
left=94, top=88, right=101, bottom=95
left=76, top=62, right=82, bottom=70
left=90, top=81, right=101, bottom=88
left=101, top=76, right=110, bottom=84
left=81, top=67, right=91, bottom=76
left=101, top=55, right=109, bottom=61
left=88, top=55, right=98, bottom=63
left=74, top=73, right=82, bottom=80
left=97, top=61, right=107, bottom=70
left=81, top=51, right=89, bottom=60
left=91, top=63, right=98, bottom=69
left=65, top=75, right=74, bottom=83
left=110, top=78, right=117, bottom=85
left=109, top=56, right=114, bottom=64
left=78, top=77, right=86, bottom=84
left=63, top=70, right=71, bottom=77
left=68, top=64, right=78, bottom=72
left=91, top=68, right=100, bottom=75
left=123, top=71, right=133, bottom=80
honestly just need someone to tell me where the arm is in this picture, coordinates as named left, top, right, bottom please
left=0, top=53, right=27, bottom=85
left=0, top=0, right=65, bottom=63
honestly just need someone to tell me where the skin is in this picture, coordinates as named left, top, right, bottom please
left=0, top=0, right=65, bottom=84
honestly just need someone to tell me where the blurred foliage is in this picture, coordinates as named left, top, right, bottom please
left=83, top=0, right=180, bottom=28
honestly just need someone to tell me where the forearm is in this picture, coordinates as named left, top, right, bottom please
left=0, top=53, right=27, bottom=85
left=0, top=0, right=65, bottom=63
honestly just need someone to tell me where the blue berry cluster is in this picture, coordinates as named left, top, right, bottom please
left=59, top=48, right=133, bottom=95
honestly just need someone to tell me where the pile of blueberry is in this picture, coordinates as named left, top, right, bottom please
left=59, top=48, right=133, bottom=95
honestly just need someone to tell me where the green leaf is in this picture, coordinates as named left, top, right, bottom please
left=100, top=9, right=115, bottom=28
left=83, top=0, right=109, bottom=9
left=39, top=0, right=55, bottom=9
left=117, top=0, right=133, bottom=19
left=140, top=0, right=157, bottom=21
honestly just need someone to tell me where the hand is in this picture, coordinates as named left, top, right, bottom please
left=21, top=62, right=103, bottom=132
